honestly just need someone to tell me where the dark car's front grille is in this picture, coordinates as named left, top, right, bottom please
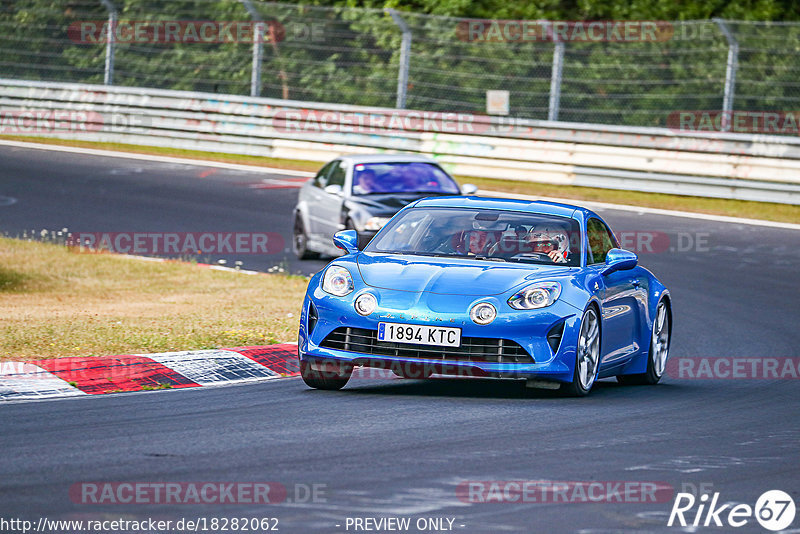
left=320, top=327, right=534, bottom=363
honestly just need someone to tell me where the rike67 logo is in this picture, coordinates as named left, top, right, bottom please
left=668, top=490, right=796, bottom=531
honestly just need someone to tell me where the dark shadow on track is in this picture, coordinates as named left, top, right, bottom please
left=300, top=376, right=690, bottom=400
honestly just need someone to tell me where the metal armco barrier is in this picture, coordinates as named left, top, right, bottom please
left=2, top=78, right=800, bottom=204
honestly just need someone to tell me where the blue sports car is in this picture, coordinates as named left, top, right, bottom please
left=297, top=196, right=671, bottom=396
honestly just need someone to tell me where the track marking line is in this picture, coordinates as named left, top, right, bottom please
left=0, top=139, right=315, bottom=177
left=2, top=138, right=795, bottom=229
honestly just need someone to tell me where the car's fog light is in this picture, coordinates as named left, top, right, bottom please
left=470, top=302, right=497, bottom=325
left=354, top=293, right=378, bottom=316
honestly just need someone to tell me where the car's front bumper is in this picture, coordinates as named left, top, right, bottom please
left=298, top=282, right=584, bottom=383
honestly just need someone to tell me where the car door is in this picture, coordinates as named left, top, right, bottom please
left=587, top=217, right=638, bottom=369
left=314, top=159, right=348, bottom=239
left=306, top=161, right=336, bottom=237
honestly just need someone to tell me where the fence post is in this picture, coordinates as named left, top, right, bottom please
left=548, top=33, right=564, bottom=121
left=713, top=18, right=738, bottom=131
left=99, top=0, right=116, bottom=85
left=241, top=0, right=263, bottom=97
left=386, top=9, right=411, bottom=109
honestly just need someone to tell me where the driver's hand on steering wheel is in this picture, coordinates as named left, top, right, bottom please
left=548, top=250, right=567, bottom=263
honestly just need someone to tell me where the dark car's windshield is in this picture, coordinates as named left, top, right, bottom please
left=365, top=207, right=581, bottom=267
left=352, top=162, right=460, bottom=195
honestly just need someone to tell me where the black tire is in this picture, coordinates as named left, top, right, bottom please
left=617, top=300, right=670, bottom=386
left=293, top=213, right=319, bottom=260
left=560, top=306, right=601, bottom=397
left=300, top=359, right=352, bottom=390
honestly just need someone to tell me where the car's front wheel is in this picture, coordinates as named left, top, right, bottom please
left=293, top=213, right=319, bottom=260
left=300, top=359, right=352, bottom=390
left=561, top=306, right=601, bottom=397
left=617, top=300, right=670, bottom=385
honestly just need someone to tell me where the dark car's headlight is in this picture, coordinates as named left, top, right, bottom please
left=508, top=281, right=561, bottom=310
left=322, top=265, right=354, bottom=296
left=364, top=217, right=390, bottom=231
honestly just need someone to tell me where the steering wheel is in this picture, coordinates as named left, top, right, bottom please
left=512, top=252, right=554, bottom=262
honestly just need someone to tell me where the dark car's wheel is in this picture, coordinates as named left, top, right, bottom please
left=561, top=306, right=601, bottom=397
left=300, top=359, right=352, bottom=390
left=293, top=213, right=319, bottom=260
left=617, top=300, right=670, bottom=386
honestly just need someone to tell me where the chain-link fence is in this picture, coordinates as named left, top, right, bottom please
left=2, top=0, right=799, bottom=128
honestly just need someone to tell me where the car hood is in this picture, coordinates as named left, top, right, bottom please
left=357, top=253, right=573, bottom=295
left=347, top=193, right=449, bottom=216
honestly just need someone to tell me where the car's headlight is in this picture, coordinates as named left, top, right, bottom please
left=508, top=281, right=561, bottom=310
left=364, top=217, right=390, bottom=231
left=322, top=265, right=354, bottom=296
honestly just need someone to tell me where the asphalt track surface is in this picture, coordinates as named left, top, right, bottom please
left=1, top=145, right=799, bottom=533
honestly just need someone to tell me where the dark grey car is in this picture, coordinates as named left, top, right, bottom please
left=292, top=154, right=476, bottom=259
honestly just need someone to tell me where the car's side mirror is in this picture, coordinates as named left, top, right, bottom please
left=601, top=248, right=638, bottom=275
left=461, top=183, right=478, bottom=195
left=324, top=184, right=344, bottom=196
left=333, top=230, right=359, bottom=254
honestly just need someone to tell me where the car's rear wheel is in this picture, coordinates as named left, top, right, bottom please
left=300, top=359, right=352, bottom=390
left=293, top=213, right=319, bottom=260
left=561, top=307, right=601, bottom=397
left=617, top=300, right=670, bottom=385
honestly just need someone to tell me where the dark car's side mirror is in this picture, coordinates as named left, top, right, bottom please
left=601, top=248, right=638, bottom=275
left=333, top=230, right=359, bottom=254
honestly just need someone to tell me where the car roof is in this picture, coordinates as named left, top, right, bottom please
left=411, top=195, right=594, bottom=219
left=337, top=153, right=438, bottom=165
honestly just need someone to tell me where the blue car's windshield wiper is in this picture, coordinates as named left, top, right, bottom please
left=381, top=251, right=455, bottom=258
left=473, top=255, right=507, bottom=262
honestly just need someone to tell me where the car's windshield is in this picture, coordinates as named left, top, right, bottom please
left=365, top=207, right=581, bottom=267
left=351, top=162, right=460, bottom=195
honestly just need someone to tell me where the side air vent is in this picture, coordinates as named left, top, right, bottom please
left=546, top=321, right=565, bottom=353
left=308, top=301, right=318, bottom=334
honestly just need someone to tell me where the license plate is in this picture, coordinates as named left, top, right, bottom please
left=377, top=322, right=461, bottom=347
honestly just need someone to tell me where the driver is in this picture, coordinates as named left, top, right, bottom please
left=354, top=168, right=378, bottom=194
left=525, top=225, right=570, bottom=263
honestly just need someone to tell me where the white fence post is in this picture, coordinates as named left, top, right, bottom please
left=386, top=9, right=411, bottom=109
left=241, top=0, right=263, bottom=97
left=99, top=0, right=116, bottom=85
left=548, top=39, right=565, bottom=122
left=714, top=18, right=739, bottom=131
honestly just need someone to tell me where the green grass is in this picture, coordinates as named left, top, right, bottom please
left=0, top=237, right=308, bottom=361
left=2, top=135, right=798, bottom=224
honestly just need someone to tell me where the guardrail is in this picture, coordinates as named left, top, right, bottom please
left=2, top=78, right=799, bottom=204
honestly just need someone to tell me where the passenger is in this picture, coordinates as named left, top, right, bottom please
left=525, top=225, right=570, bottom=263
